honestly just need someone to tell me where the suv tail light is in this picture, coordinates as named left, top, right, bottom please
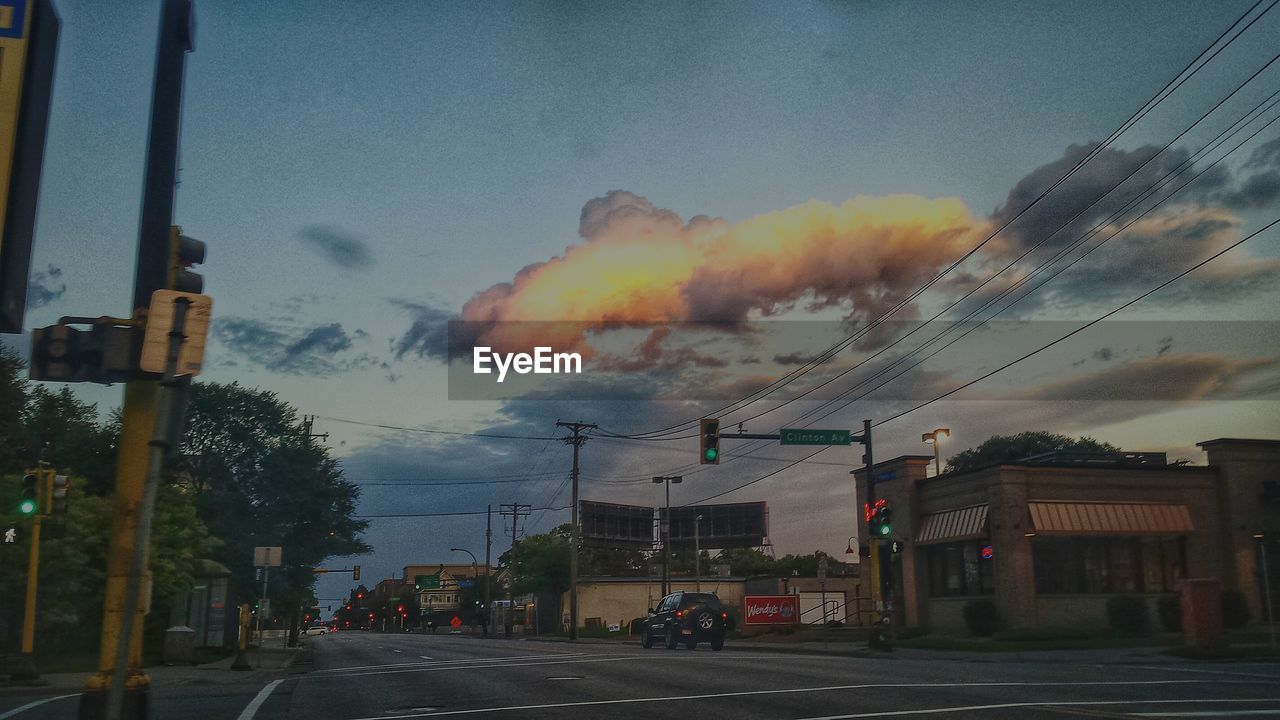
left=675, top=610, right=684, bottom=618
left=722, top=612, right=727, bottom=620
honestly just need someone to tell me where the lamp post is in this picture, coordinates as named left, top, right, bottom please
left=694, top=515, right=704, bottom=592
left=653, top=476, right=683, bottom=597
left=450, top=548, right=478, bottom=632
left=922, top=428, right=951, bottom=477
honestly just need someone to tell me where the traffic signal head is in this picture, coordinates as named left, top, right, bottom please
left=19, top=472, right=40, bottom=516
left=700, top=418, right=720, bottom=465
left=352, top=564, right=361, bottom=581
left=168, top=225, right=206, bottom=293
left=51, top=474, right=69, bottom=515
left=29, top=322, right=135, bottom=384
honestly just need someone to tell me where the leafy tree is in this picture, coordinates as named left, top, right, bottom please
left=0, top=346, right=30, bottom=473
left=946, top=431, right=1121, bottom=474
left=715, top=547, right=778, bottom=576
left=23, top=386, right=117, bottom=495
left=178, top=381, right=370, bottom=633
left=501, top=526, right=570, bottom=597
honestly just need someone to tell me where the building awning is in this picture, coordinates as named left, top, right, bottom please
left=1027, top=501, right=1194, bottom=535
left=916, top=505, right=989, bottom=545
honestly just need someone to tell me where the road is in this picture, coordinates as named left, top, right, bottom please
left=3, top=633, right=1279, bottom=719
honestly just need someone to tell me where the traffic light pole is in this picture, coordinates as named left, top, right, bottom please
left=18, top=512, right=42, bottom=673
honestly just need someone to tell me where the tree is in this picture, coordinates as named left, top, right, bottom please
left=715, top=547, right=778, bottom=577
left=0, top=346, right=29, bottom=473
left=23, top=385, right=117, bottom=495
left=946, top=431, right=1121, bottom=474
left=501, top=526, right=570, bottom=597
left=177, top=382, right=370, bottom=632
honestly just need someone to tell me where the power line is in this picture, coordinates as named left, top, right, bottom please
left=356, top=506, right=566, bottom=519
left=609, top=0, right=1278, bottom=441
left=317, top=415, right=559, bottom=441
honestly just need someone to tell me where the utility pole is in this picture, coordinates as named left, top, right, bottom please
left=290, top=416, right=327, bottom=648
left=484, top=505, right=492, bottom=637
left=556, top=421, right=595, bottom=641
left=499, top=503, right=530, bottom=637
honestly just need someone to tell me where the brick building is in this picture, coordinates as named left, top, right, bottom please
left=853, top=438, right=1280, bottom=633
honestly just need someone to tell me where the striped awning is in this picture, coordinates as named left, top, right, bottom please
left=916, top=505, right=989, bottom=545
left=1027, top=501, right=1194, bottom=535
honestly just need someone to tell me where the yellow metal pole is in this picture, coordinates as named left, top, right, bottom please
left=83, top=380, right=159, bottom=698
left=21, top=514, right=41, bottom=655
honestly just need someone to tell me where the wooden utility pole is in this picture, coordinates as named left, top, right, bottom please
left=484, top=505, right=492, bottom=637
left=499, top=503, right=530, bottom=636
left=556, top=421, right=595, bottom=641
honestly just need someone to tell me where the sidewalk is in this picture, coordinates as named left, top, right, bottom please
left=517, top=633, right=1273, bottom=666
left=0, top=644, right=306, bottom=697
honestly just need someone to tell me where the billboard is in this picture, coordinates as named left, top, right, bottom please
left=580, top=500, right=654, bottom=546
left=662, top=501, right=767, bottom=549
left=743, top=595, right=799, bottom=625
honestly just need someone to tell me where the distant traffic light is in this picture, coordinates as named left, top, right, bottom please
left=51, top=474, right=69, bottom=515
left=168, top=225, right=206, bottom=293
left=699, top=418, right=720, bottom=465
left=352, top=564, right=361, bottom=581
left=19, top=472, right=39, bottom=516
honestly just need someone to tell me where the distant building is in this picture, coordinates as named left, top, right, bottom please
left=403, top=563, right=493, bottom=614
left=852, top=437, right=1280, bottom=633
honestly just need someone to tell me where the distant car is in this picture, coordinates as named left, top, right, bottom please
left=641, top=591, right=727, bottom=651
left=304, top=622, right=328, bottom=636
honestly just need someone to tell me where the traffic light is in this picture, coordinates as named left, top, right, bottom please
left=866, top=498, right=892, bottom=538
left=29, top=321, right=134, bottom=384
left=19, top=472, right=39, bottom=516
left=396, top=604, right=405, bottom=614
left=352, top=564, right=361, bottom=581
left=699, top=418, right=720, bottom=464
left=51, top=473, right=69, bottom=515
left=168, top=225, right=206, bottom=292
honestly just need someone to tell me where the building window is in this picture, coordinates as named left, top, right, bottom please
left=926, top=541, right=995, bottom=597
left=1033, top=536, right=1185, bottom=594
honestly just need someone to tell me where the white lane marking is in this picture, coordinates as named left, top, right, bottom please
left=1141, top=707, right=1280, bottom=712
left=235, top=679, right=284, bottom=720
left=331, top=654, right=647, bottom=679
left=1130, top=665, right=1280, bottom=680
left=316, top=652, right=593, bottom=673
left=419, top=656, right=433, bottom=660
left=796, top=699, right=1280, bottom=720
left=0, top=694, right=79, bottom=720
left=344, top=680, right=1251, bottom=720
left=393, top=649, right=403, bottom=653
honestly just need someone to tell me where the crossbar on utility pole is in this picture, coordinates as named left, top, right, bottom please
left=499, top=503, right=530, bottom=637
left=556, top=420, right=595, bottom=641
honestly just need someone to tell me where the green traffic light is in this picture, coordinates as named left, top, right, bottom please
left=877, top=523, right=892, bottom=537
left=19, top=499, right=37, bottom=516
left=704, top=448, right=718, bottom=461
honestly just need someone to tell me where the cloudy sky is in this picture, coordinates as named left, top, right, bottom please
left=7, top=0, right=1280, bottom=603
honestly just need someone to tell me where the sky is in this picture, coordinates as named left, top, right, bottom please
left=6, top=0, right=1280, bottom=605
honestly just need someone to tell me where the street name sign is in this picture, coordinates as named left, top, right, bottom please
left=140, top=290, right=212, bottom=375
left=416, top=574, right=440, bottom=590
left=780, top=428, right=851, bottom=446
left=253, top=546, right=282, bottom=567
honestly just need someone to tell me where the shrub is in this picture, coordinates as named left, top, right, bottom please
left=962, top=599, right=1000, bottom=637
left=1157, top=595, right=1182, bottom=632
left=1221, top=590, right=1251, bottom=629
left=1106, top=596, right=1151, bottom=635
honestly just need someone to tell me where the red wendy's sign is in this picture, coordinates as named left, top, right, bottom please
left=743, top=595, right=800, bottom=625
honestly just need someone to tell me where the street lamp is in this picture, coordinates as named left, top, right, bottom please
left=922, top=428, right=950, bottom=477
left=450, top=548, right=479, bottom=633
left=653, top=475, right=683, bottom=597
left=845, top=536, right=858, bottom=556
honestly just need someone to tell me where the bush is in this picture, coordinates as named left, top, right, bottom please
left=1106, top=596, right=1151, bottom=635
left=1157, top=595, right=1182, bottom=632
left=962, top=599, right=1000, bottom=637
left=1221, top=590, right=1251, bottom=629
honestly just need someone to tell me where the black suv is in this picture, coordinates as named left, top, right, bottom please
left=641, top=591, right=727, bottom=651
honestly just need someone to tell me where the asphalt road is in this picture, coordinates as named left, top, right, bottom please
left=4, top=632, right=1280, bottom=719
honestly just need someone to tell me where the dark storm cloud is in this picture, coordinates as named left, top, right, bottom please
left=298, top=224, right=374, bottom=270
left=985, top=140, right=1280, bottom=313
left=389, top=299, right=454, bottom=360
left=1008, top=353, right=1277, bottom=402
left=212, top=317, right=371, bottom=376
left=27, top=265, right=65, bottom=308
left=773, top=352, right=812, bottom=366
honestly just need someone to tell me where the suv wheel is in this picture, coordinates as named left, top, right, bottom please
left=696, top=610, right=716, bottom=631
left=641, top=627, right=654, bottom=649
left=711, top=637, right=724, bottom=651
left=665, top=628, right=678, bottom=650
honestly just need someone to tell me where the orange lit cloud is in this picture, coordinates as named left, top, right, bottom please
left=454, top=190, right=990, bottom=355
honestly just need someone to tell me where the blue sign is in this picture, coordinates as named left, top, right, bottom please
left=875, top=470, right=896, bottom=482
left=458, top=580, right=475, bottom=589
left=0, top=1, right=28, bottom=39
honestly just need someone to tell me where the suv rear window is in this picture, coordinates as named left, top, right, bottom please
left=682, top=593, right=721, bottom=609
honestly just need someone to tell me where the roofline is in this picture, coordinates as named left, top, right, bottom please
left=1197, top=438, right=1280, bottom=449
